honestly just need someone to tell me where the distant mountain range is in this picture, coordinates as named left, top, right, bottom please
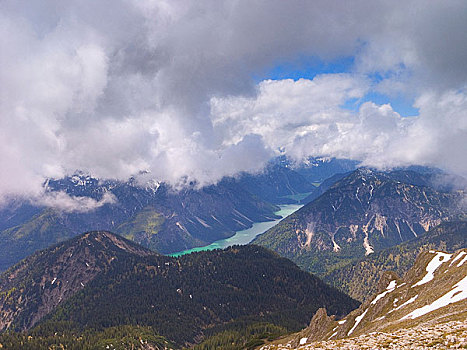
left=264, top=247, right=467, bottom=349
left=235, top=164, right=315, bottom=204
left=0, top=162, right=320, bottom=271
left=253, top=168, right=466, bottom=275
left=0, top=157, right=364, bottom=272
left=0, top=231, right=359, bottom=348
left=294, top=157, right=359, bottom=184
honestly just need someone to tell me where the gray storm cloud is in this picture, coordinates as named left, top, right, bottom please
left=0, top=0, right=466, bottom=205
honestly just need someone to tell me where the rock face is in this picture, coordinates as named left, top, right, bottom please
left=0, top=231, right=155, bottom=331
left=290, top=308, right=336, bottom=348
left=253, top=169, right=465, bottom=275
left=265, top=248, right=467, bottom=349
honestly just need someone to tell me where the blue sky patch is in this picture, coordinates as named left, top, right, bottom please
left=255, top=55, right=355, bottom=82
left=258, top=56, right=418, bottom=117
left=342, top=92, right=419, bottom=117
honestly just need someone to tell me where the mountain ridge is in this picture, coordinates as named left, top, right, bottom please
left=253, top=168, right=465, bottom=275
left=323, top=220, right=467, bottom=301
left=0, top=230, right=155, bottom=331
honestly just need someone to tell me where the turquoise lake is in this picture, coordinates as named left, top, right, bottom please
left=169, top=203, right=303, bottom=257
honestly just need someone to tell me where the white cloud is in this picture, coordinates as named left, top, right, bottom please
left=212, top=77, right=467, bottom=179
left=211, top=74, right=369, bottom=156
left=0, top=0, right=466, bottom=204
left=34, top=191, right=117, bottom=213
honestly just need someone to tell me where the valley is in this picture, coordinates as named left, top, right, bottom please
left=0, top=164, right=313, bottom=271
left=0, top=164, right=465, bottom=349
left=3, top=2, right=467, bottom=348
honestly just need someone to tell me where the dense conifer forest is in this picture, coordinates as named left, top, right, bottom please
left=0, top=236, right=359, bottom=349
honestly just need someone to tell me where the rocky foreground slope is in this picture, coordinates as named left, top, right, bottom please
left=261, top=320, right=467, bottom=349
left=261, top=248, right=467, bottom=349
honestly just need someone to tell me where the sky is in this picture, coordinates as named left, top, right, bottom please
left=0, top=0, right=466, bottom=208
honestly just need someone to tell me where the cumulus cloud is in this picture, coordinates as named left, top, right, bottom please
left=211, top=74, right=369, bottom=155
left=0, top=0, right=466, bottom=205
left=212, top=77, right=467, bottom=177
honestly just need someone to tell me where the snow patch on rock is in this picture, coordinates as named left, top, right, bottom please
left=389, top=295, right=418, bottom=314
left=412, top=251, right=452, bottom=288
left=403, top=276, right=467, bottom=320
left=348, top=309, right=368, bottom=336
left=371, top=280, right=397, bottom=305
left=450, top=251, right=466, bottom=266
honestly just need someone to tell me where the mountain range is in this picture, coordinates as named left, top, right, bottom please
left=0, top=163, right=319, bottom=271
left=0, top=231, right=358, bottom=348
left=0, top=161, right=466, bottom=349
left=1, top=228, right=466, bottom=349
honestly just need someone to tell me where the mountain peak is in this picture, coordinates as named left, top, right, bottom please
left=76, top=230, right=156, bottom=256
left=0, top=231, right=155, bottom=331
left=254, top=169, right=464, bottom=275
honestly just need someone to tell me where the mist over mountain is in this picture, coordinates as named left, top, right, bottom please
left=0, top=162, right=324, bottom=271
